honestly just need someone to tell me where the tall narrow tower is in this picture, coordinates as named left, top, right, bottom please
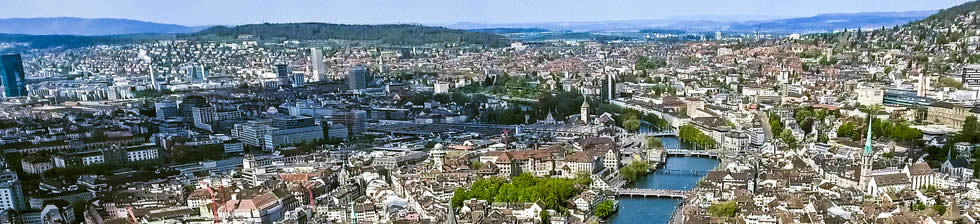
left=580, top=99, right=590, bottom=124
left=139, top=50, right=158, bottom=90
left=860, top=114, right=874, bottom=191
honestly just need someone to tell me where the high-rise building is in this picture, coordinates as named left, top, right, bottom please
left=276, top=64, right=291, bottom=86
left=600, top=73, right=616, bottom=101
left=310, top=48, right=327, bottom=82
left=0, top=170, right=25, bottom=211
left=0, top=54, right=27, bottom=97
left=138, top=50, right=159, bottom=90
left=348, top=66, right=368, bottom=90
left=715, top=31, right=723, bottom=40
left=155, top=100, right=179, bottom=120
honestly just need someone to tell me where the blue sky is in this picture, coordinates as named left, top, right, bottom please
left=0, top=0, right=972, bottom=26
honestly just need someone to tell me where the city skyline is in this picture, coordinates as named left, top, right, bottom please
left=0, top=0, right=972, bottom=26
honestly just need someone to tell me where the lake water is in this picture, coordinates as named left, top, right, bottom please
left=608, top=136, right=719, bottom=224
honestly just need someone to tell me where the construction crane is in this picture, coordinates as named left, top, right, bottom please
left=199, top=181, right=221, bottom=224
left=126, top=204, right=138, bottom=224
left=303, top=182, right=315, bottom=213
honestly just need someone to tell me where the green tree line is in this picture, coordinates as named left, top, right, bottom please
left=451, top=173, right=581, bottom=211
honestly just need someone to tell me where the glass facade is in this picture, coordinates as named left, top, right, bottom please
left=0, top=54, right=26, bottom=97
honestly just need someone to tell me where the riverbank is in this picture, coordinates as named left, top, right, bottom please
left=608, top=156, right=719, bottom=224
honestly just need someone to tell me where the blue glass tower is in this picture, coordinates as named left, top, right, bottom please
left=0, top=54, right=26, bottom=97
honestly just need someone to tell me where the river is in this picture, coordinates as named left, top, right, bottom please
left=608, top=136, right=720, bottom=224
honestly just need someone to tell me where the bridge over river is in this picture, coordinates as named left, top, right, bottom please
left=612, top=188, right=690, bottom=199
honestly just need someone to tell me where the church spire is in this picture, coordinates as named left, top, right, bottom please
left=863, top=114, right=873, bottom=155
left=947, top=147, right=953, bottom=162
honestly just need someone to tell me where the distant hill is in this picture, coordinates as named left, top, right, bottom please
left=0, top=17, right=207, bottom=36
left=920, top=0, right=980, bottom=24
left=467, top=28, right=550, bottom=34
left=637, top=29, right=686, bottom=34
left=447, top=10, right=935, bottom=34
left=193, top=23, right=510, bottom=47
left=0, top=33, right=174, bottom=53
left=728, top=10, right=936, bottom=33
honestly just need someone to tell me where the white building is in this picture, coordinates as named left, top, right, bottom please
left=855, top=87, right=884, bottom=106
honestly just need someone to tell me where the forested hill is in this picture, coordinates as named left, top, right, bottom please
left=192, top=23, right=511, bottom=47
left=919, top=0, right=980, bottom=24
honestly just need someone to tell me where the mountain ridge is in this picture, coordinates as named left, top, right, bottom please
left=0, top=17, right=208, bottom=36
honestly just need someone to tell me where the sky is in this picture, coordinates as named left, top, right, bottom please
left=0, top=0, right=973, bottom=26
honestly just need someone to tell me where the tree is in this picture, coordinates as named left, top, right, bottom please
left=779, top=128, right=799, bottom=149
left=646, top=136, right=664, bottom=149
left=837, top=121, right=857, bottom=138
left=959, top=116, right=979, bottom=143
left=433, top=93, right=451, bottom=104
left=454, top=173, right=580, bottom=211
left=539, top=210, right=551, bottom=224
left=574, top=171, right=593, bottom=186
left=707, top=201, right=738, bottom=217
left=619, top=160, right=651, bottom=182
left=451, top=92, right=469, bottom=105
left=679, top=125, right=716, bottom=149
left=594, top=200, right=615, bottom=218
left=623, top=118, right=641, bottom=132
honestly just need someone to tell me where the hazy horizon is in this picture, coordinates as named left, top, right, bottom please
left=0, top=0, right=971, bottom=26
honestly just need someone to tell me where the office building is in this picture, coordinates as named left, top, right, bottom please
left=884, top=88, right=935, bottom=107
left=292, top=73, right=305, bottom=87
left=348, top=66, right=368, bottom=90
left=186, top=64, right=206, bottom=82
left=233, top=116, right=319, bottom=151
left=273, top=116, right=316, bottom=129
left=192, top=106, right=217, bottom=131
left=962, top=64, right=980, bottom=88
left=0, top=54, right=27, bottom=97
left=600, top=73, right=616, bottom=101
left=927, top=101, right=978, bottom=129
left=178, top=95, right=208, bottom=118
left=223, top=140, right=244, bottom=154
left=263, top=126, right=324, bottom=150
left=276, top=64, right=290, bottom=86
left=325, top=124, right=349, bottom=139
left=233, top=121, right=276, bottom=149
left=155, top=101, right=179, bottom=120
left=434, top=82, right=450, bottom=94
left=310, top=48, right=327, bottom=82
left=855, top=87, right=884, bottom=106
left=0, top=170, right=25, bottom=211
left=331, top=110, right=367, bottom=136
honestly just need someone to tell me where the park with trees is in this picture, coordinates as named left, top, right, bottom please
left=450, top=173, right=585, bottom=212
left=678, top=125, right=716, bottom=149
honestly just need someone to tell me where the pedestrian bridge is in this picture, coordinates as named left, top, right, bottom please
left=654, top=168, right=711, bottom=176
left=665, top=149, right=720, bottom=158
left=613, top=188, right=690, bottom=199
left=637, top=130, right=678, bottom=137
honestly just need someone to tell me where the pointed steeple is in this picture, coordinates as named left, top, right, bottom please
left=947, top=147, right=953, bottom=162
left=863, top=115, right=873, bottom=155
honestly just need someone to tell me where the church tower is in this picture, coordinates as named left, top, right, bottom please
left=580, top=99, right=590, bottom=124
left=860, top=115, right=874, bottom=191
